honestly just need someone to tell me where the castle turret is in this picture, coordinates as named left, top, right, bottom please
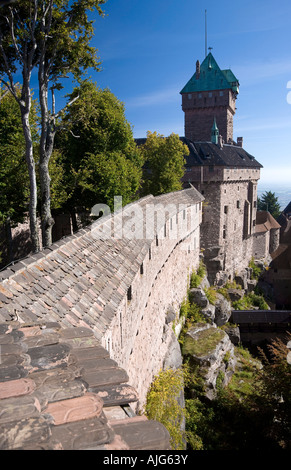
left=180, top=52, right=239, bottom=143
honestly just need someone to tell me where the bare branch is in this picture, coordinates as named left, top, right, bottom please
left=54, top=94, right=80, bottom=119
left=6, top=7, right=23, bottom=65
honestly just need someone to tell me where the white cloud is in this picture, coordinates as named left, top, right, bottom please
left=126, top=87, right=179, bottom=108
left=233, top=59, right=291, bottom=85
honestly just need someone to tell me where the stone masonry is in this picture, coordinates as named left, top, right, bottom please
left=0, top=187, right=203, bottom=409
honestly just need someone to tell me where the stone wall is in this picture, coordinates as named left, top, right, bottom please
left=197, top=174, right=258, bottom=283
left=182, top=89, right=236, bottom=143
left=253, top=231, right=270, bottom=259
left=0, top=188, right=203, bottom=409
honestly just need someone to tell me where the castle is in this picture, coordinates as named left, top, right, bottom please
left=179, top=52, right=279, bottom=284
left=0, top=51, right=282, bottom=450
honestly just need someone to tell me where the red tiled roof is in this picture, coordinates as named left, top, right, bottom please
left=255, top=211, right=281, bottom=234
left=0, top=321, right=170, bottom=450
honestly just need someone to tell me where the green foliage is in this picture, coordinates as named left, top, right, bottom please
left=190, top=260, right=206, bottom=288
left=56, top=80, right=143, bottom=211
left=144, top=368, right=186, bottom=450
left=47, top=150, right=71, bottom=211
left=140, top=131, right=188, bottom=196
left=257, top=190, right=281, bottom=219
left=249, top=256, right=262, bottom=280
left=183, top=340, right=290, bottom=450
left=204, top=286, right=217, bottom=305
left=182, top=328, right=225, bottom=357
left=232, top=292, right=269, bottom=310
left=0, top=87, right=36, bottom=224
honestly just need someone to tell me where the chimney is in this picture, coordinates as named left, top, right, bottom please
left=237, top=137, right=243, bottom=147
left=196, top=60, right=200, bottom=79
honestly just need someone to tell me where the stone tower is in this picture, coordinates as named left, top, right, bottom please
left=180, top=52, right=239, bottom=143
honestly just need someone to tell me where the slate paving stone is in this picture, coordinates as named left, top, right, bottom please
left=0, top=377, right=36, bottom=399
left=110, top=418, right=171, bottom=450
left=81, top=367, right=129, bottom=388
left=90, top=384, right=139, bottom=407
left=50, top=416, right=115, bottom=450
left=28, top=343, right=71, bottom=370
left=45, top=392, right=104, bottom=425
left=0, top=417, right=51, bottom=450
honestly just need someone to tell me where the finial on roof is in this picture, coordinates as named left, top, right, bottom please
left=208, top=48, right=213, bottom=68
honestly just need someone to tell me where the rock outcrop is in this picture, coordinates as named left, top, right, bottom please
left=182, top=323, right=237, bottom=399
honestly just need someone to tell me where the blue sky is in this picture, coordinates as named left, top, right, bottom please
left=69, top=0, right=291, bottom=186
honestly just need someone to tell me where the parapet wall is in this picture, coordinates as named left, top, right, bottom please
left=0, top=187, right=203, bottom=407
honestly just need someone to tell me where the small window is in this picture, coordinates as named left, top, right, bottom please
left=208, top=92, right=212, bottom=98
left=127, top=286, right=132, bottom=301
left=140, top=263, right=144, bottom=275
left=237, top=200, right=240, bottom=209
left=156, top=235, right=159, bottom=246
left=188, top=93, right=192, bottom=99
left=219, top=91, right=224, bottom=96
left=224, top=205, right=228, bottom=214
left=149, top=247, right=151, bottom=260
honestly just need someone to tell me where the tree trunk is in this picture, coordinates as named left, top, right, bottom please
left=39, top=159, right=54, bottom=248
left=21, top=107, right=40, bottom=253
left=5, top=217, right=13, bottom=264
left=38, top=75, right=55, bottom=248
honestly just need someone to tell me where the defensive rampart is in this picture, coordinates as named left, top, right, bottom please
left=0, top=187, right=203, bottom=407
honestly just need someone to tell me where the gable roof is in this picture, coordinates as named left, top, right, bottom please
left=255, top=211, right=281, bottom=234
left=180, top=52, right=239, bottom=94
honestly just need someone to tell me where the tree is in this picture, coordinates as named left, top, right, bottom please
left=140, top=131, right=188, bottom=197
left=258, top=191, right=281, bottom=219
left=0, top=0, right=106, bottom=250
left=258, top=334, right=291, bottom=448
left=56, top=80, right=143, bottom=212
left=0, top=87, right=30, bottom=225
left=0, top=86, right=39, bottom=262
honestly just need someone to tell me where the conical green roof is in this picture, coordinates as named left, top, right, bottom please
left=180, top=53, right=239, bottom=94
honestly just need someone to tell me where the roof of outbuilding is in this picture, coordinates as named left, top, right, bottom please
left=255, top=211, right=281, bottom=234
left=180, top=138, right=263, bottom=169
left=0, top=321, right=170, bottom=450
left=180, top=52, right=239, bottom=94
left=135, top=137, right=262, bottom=170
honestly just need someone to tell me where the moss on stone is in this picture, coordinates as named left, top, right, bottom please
left=182, top=328, right=225, bottom=357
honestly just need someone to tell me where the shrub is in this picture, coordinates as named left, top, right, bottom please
left=249, top=257, right=262, bottom=280
left=145, top=368, right=186, bottom=450
left=190, top=260, right=206, bottom=288
left=233, top=292, right=269, bottom=311
left=204, top=286, right=217, bottom=305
